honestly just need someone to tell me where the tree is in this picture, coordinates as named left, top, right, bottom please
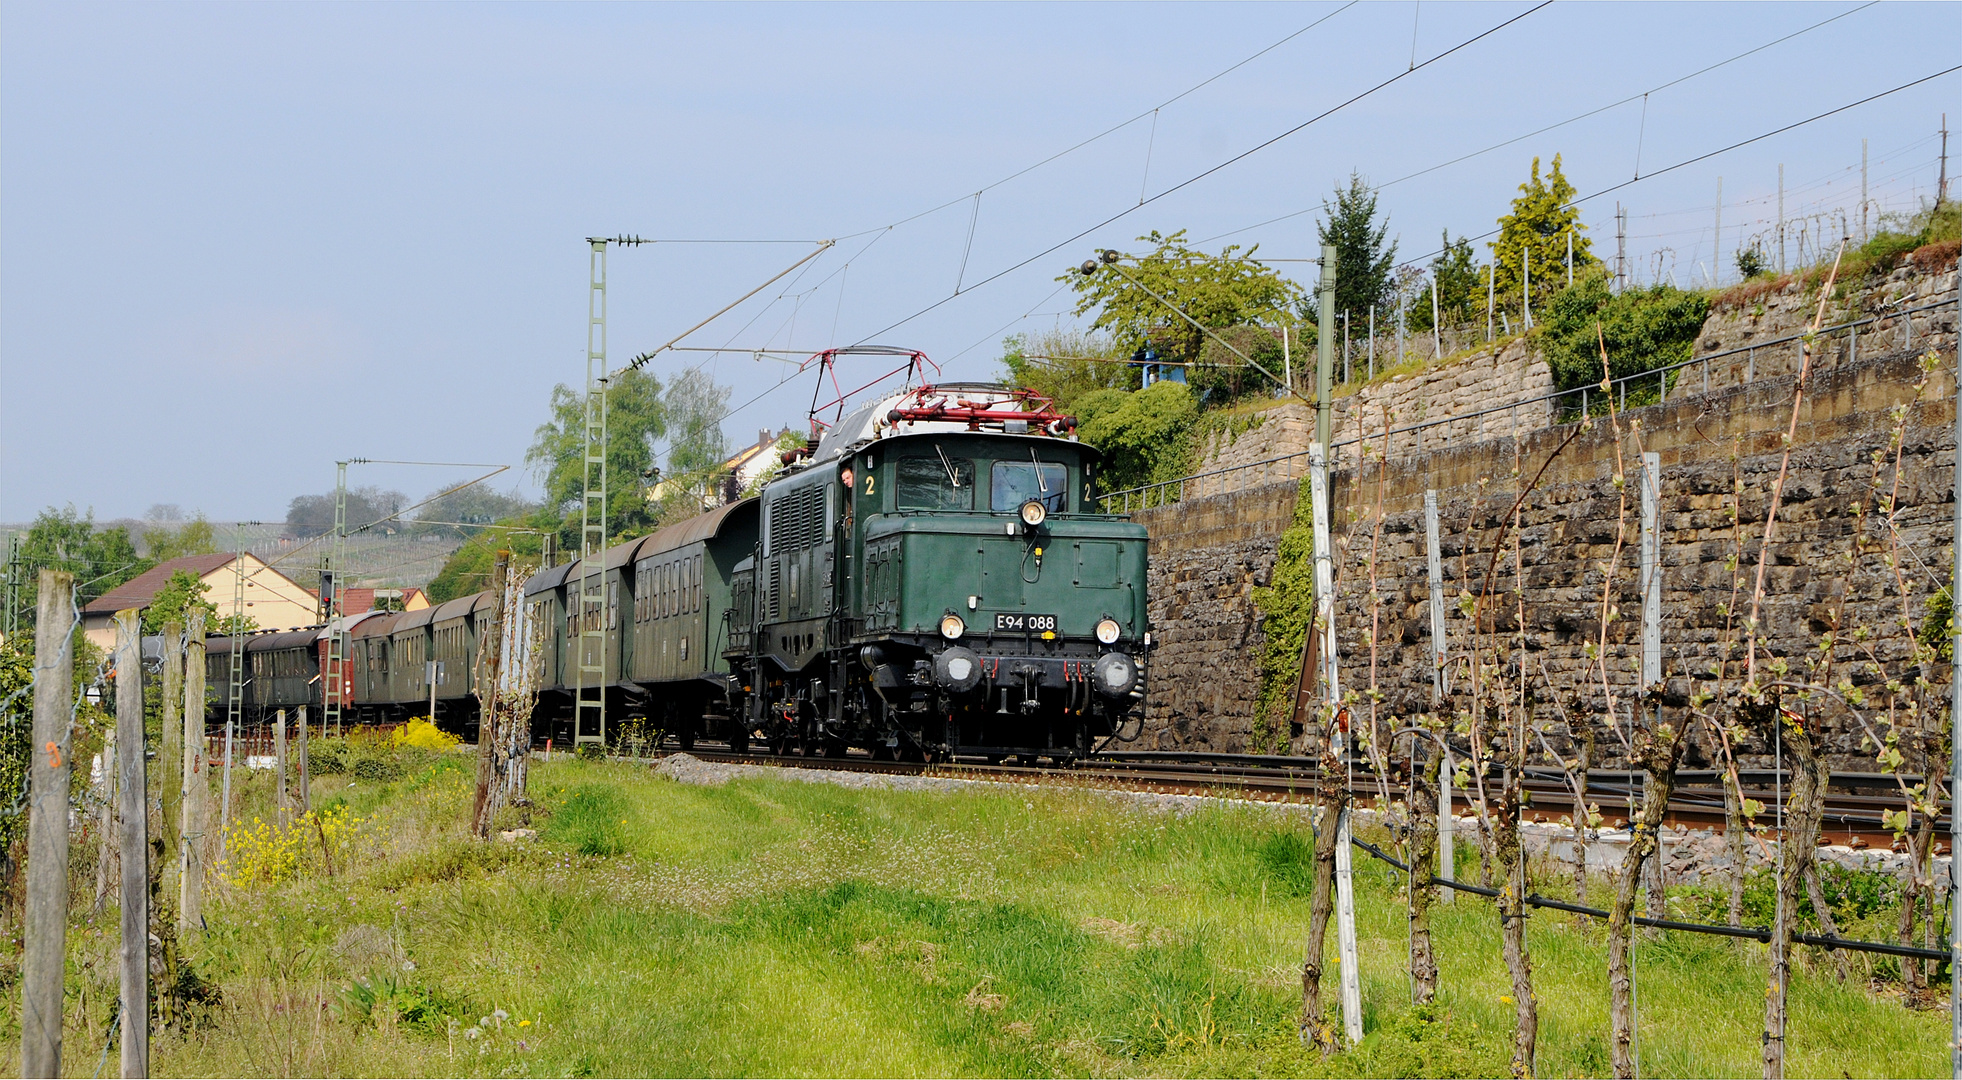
left=1539, top=269, right=1708, bottom=397
left=1063, top=230, right=1301, bottom=378
left=1489, top=155, right=1595, bottom=322
left=1317, top=172, right=1397, bottom=322
left=1075, top=380, right=1200, bottom=495
left=284, top=487, right=408, bottom=538
left=655, top=369, right=732, bottom=522
left=526, top=366, right=666, bottom=545
left=142, top=514, right=218, bottom=561
left=1407, top=232, right=1484, bottom=333
left=411, top=484, right=536, bottom=539
left=999, top=327, right=1136, bottom=414
left=17, top=506, right=147, bottom=610
left=142, top=569, right=218, bottom=635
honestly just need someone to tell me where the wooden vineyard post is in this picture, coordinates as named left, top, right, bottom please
left=296, top=705, right=309, bottom=815
left=115, top=609, right=150, bottom=1078
left=473, top=552, right=511, bottom=839
left=274, top=709, right=288, bottom=827
left=1310, top=442, right=1362, bottom=1047
left=21, top=571, right=75, bottom=1079
left=181, top=611, right=207, bottom=935
left=159, top=621, right=182, bottom=869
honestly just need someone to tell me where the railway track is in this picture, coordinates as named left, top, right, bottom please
left=641, top=743, right=1940, bottom=850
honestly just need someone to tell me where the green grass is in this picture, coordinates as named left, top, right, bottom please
left=6, top=755, right=1944, bottom=1077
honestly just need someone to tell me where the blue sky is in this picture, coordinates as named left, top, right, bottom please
left=3, top=1, right=1956, bottom=521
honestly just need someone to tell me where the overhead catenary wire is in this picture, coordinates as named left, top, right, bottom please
left=1199, top=1, right=1881, bottom=246
left=846, top=2, right=1553, bottom=349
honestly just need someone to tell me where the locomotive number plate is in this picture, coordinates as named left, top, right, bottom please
left=995, top=613, right=1058, bottom=633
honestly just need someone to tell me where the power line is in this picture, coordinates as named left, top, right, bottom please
left=1198, top=1, right=1880, bottom=246
left=846, top=2, right=1553, bottom=349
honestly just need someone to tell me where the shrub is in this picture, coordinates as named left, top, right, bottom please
left=310, top=739, right=350, bottom=775
left=1076, top=380, right=1200, bottom=495
left=391, top=717, right=461, bottom=752
left=1539, top=269, right=1708, bottom=400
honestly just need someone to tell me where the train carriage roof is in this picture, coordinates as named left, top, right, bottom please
left=350, top=612, right=403, bottom=639
left=632, top=497, right=757, bottom=564
left=392, top=607, right=438, bottom=632
left=431, top=595, right=480, bottom=625
left=522, top=561, right=576, bottom=598
left=246, top=628, right=320, bottom=653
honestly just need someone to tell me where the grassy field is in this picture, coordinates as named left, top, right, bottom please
left=7, top=748, right=1945, bottom=1078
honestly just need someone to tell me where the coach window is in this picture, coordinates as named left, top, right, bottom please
left=897, top=455, right=974, bottom=510
left=991, top=460, right=1068, bottom=514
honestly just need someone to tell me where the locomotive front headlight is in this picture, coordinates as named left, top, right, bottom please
left=939, top=613, right=966, bottom=640
left=1018, top=499, right=1047, bottom=529
left=1095, top=618, right=1121, bottom=645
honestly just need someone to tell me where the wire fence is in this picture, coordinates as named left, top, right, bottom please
left=1100, top=285, right=1961, bottom=514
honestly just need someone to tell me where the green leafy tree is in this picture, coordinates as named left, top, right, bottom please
left=1317, top=172, right=1398, bottom=322
left=411, top=483, right=536, bottom=539
left=143, top=569, right=219, bottom=635
left=1075, top=380, right=1200, bottom=494
left=1063, top=230, right=1301, bottom=381
left=17, top=506, right=148, bottom=611
left=1539, top=268, right=1708, bottom=397
left=527, top=366, right=666, bottom=546
left=285, top=487, right=408, bottom=538
left=424, top=523, right=546, bottom=604
left=654, top=369, right=732, bottom=524
left=142, top=514, right=218, bottom=561
left=1000, top=328, right=1137, bottom=414
left=1489, top=155, right=1596, bottom=321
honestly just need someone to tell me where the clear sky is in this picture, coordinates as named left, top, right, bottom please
left=3, top=1, right=1956, bottom=522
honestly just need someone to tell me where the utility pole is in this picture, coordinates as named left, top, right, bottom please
left=223, top=525, right=245, bottom=841
left=1714, top=177, right=1723, bottom=286
left=328, top=464, right=351, bottom=736
left=1616, top=203, right=1628, bottom=293
left=1778, top=164, right=1786, bottom=274
left=115, top=609, right=149, bottom=1078
left=21, top=570, right=74, bottom=1079
left=1522, top=248, right=1531, bottom=330
left=1940, top=113, right=1950, bottom=207
left=1316, top=244, right=1336, bottom=452
left=577, top=239, right=610, bottom=748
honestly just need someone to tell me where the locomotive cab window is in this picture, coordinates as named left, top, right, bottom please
left=991, top=461, right=1068, bottom=514
left=897, top=455, right=974, bottom=510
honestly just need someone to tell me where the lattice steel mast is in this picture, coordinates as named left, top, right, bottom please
left=575, top=240, right=609, bottom=747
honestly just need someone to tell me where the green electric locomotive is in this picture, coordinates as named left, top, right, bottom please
left=728, top=381, right=1150, bottom=760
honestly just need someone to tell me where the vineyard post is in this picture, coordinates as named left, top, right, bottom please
left=115, top=609, right=150, bottom=1078
left=1310, top=442, right=1363, bottom=1046
left=160, top=620, right=182, bottom=868
left=1641, top=452, right=1667, bottom=923
left=180, top=610, right=206, bottom=936
left=1426, top=489, right=1454, bottom=900
left=296, top=704, right=309, bottom=815
left=1948, top=273, right=1961, bottom=1080
left=20, top=570, right=74, bottom=1079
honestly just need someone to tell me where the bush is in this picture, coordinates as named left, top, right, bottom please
left=391, top=717, right=460, bottom=752
left=310, top=739, right=350, bottom=775
left=1076, top=380, right=1200, bottom=495
left=1539, top=269, right=1708, bottom=400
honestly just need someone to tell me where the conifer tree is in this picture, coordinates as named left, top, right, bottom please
left=1316, top=172, right=1397, bottom=323
left=1488, top=154, right=1595, bottom=321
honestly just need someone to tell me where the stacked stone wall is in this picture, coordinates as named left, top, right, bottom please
left=1139, top=334, right=1959, bottom=769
